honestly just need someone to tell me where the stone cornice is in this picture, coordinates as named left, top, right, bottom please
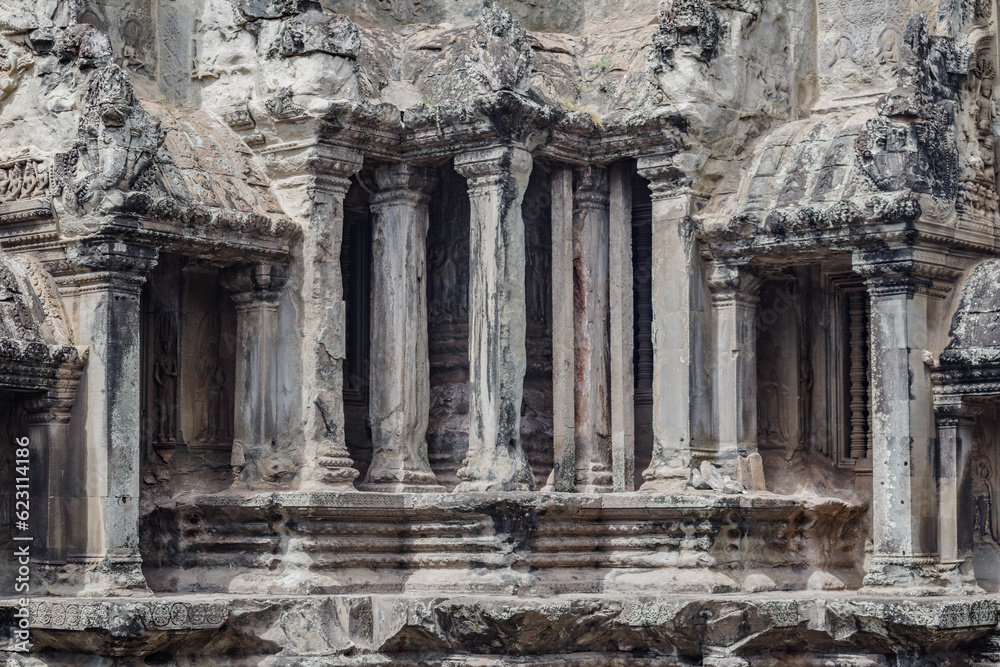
left=316, top=94, right=686, bottom=167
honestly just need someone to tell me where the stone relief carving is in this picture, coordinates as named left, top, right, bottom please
left=120, top=17, right=155, bottom=76
left=976, top=0, right=993, bottom=21
left=30, top=600, right=227, bottom=630
left=0, top=260, right=39, bottom=342
left=960, top=54, right=1000, bottom=218
left=466, top=3, right=533, bottom=94
left=79, top=2, right=157, bottom=78
left=196, top=341, right=230, bottom=445
left=856, top=17, right=960, bottom=203
left=153, top=312, right=178, bottom=446
left=23, top=255, right=73, bottom=345
left=816, top=0, right=905, bottom=95
left=0, top=157, right=52, bottom=222
left=0, top=34, right=33, bottom=102
left=69, top=36, right=165, bottom=213
left=650, top=0, right=721, bottom=70
left=973, top=423, right=998, bottom=543
left=375, top=0, right=422, bottom=21
left=268, top=12, right=360, bottom=60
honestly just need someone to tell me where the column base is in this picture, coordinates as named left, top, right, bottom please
left=575, top=467, right=613, bottom=494
left=456, top=452, right=535, bottom=492
left=358, top=469, right=443, bottom=493
left=38, top=556, right=151, bottom=597
left=454, top=478, right=533, bottom=492
left=861, top=557, right=982, bottom=596
left=640, top=463, right=690, bottom=492
left=302, top=446, right=360, bottom=489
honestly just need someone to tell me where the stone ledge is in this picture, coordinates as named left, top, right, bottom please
left=1, top=593, right=997, bottom=664
left=140, top=490, right=867, bottom=597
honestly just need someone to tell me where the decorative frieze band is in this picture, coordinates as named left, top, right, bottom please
left=29, top=599, right=228, bottom=631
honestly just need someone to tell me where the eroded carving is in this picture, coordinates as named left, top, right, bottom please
left=466, top=3, right=532, bottom=94
left=650, top=0, right=721, bottom=70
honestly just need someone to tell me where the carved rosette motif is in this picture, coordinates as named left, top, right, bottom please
left=30, top=600, right=227, bottom=630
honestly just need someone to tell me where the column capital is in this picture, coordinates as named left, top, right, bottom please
left=221, top=262, right=288, bottom=306
left=454, top=146, right=532, bottom=184
left=636, top=152, right=687, bottom=200
left=853, top=251, right=961, bottom=298
left=312, top=146, right=364, bottom=195
left=707, top=260, right=761, bottom=304
left=573, top=164, right=609, bottom=209
left=934, top=395, right=986, bottom=425
left=371, top=162, right=437, bottom=206
left=64, top=238, right=158, bottom=291
left=24, top=394, right=75, bottom=423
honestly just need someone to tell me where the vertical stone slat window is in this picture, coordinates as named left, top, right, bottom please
left=847, top=290, right=871, bottom=461
left=631, top=173, right=654, bottom=487
left=825, top=273, right=872, bottom=471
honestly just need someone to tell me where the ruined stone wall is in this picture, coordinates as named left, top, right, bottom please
left=6, top=0, right=1000, bottom=662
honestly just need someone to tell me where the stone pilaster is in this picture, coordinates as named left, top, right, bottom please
left=223, top=263, right=287, bottom=483
left=858, top=260, right=956, bottom=593
left=453, top=147, right=535, bottom=491
left=548, top=165, right=576, bottom=492
left=609, top=163, right=635, bottom=492
left=299, top=148, right=363, bottom=489
left=572, top=165, right=613, bottom=493
left=707, top=260, right=761, bottom=469
left=636, top=155, right=701, bottom=491
left=63, top=238, right=157, bottom=593
left=25, top=390, right=76, bottom=566
left=360, top=163, right=441, bottom=492
left=934, top=396, right=981, bottom=591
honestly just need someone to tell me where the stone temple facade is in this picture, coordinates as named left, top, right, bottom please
left=7, top=0, right=1000, bottom=663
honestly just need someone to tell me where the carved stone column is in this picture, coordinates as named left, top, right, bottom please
left=453, top=147, right=535, bottom=491
left=636, top=155, right=702, bottom=491
left=548, top=165, right=576, bottom=491
left=858, top=259, right=952, bottom=592
left=609, top=163, right=635, bottom=491
left=25, top=388, right=77, bottom=566
left=707, top=260, right=761, bottom=469
left=934, top=396, right=980, bottom=589
left=361, top=163, right=441, bottom=492
left=573, top=165, right=613, bottom=493
left=223, top=263, right=287, bottom=482
left=63, top=238, right=157, bottom=592
left=299, top=148, right=363, bottom=489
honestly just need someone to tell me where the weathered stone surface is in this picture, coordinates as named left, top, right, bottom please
left=4, top=0, right=1000, bottom=662
left=453, top=147, right=535, bottom=492
left=362, top=163, right=440, bottom=492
